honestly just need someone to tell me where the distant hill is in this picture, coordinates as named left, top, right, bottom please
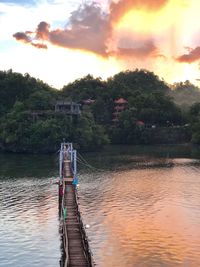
left=169, top=81, right=200, bottom=110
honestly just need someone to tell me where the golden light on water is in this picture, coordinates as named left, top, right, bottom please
left=95, top=166, right=200, bottom=267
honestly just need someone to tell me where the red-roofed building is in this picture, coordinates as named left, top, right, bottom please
left=136, top=120, right=145, bottom=127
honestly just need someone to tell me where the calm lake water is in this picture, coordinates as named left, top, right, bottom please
left=0, top=145, right=200, bottom=267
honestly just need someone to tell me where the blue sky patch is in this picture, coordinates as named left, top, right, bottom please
left=0, top=0, right=36, bottom=6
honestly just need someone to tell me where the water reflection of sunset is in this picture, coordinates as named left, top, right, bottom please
left=81, top=165, right=200, bottom=267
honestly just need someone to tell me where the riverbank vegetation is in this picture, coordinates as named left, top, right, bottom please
left=0, top=69, right=199, bottom=152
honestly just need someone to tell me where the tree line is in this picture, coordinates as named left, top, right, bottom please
left=0, top=69, right=200, bottom=152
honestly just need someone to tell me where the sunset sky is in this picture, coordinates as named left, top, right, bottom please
left=1, top=0, right=200, bottom=88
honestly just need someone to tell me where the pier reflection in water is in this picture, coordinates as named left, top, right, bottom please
left=0, top=145, right=200, bottom=266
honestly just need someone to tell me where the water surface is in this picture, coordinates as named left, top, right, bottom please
left=79, top=145, right=200, bottom=267
left=0, top=145, right=200, bottom=266
left=0, top=153, right=59, bottom=267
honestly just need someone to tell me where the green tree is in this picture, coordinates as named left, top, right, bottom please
left=73, top=112, right=109, bottom=151
left=25, top=91, right=55, bottom=111
left=62, top=75, right=106, bottom=101
left=169, top=81, right=200, bottom=110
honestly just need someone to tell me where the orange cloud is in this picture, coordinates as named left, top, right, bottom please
left=115, top=40, right=157, bottom=58
left=9, top=0, right=200, bottom=88
left=13, top=0, right=194, bottom=71
left=32, top=43, right=47, bottom=49
left=13, top=3, right=111, bottom=56
left=13, top=32, right=31, bottom=43
left=176, top=47, right=200, bottom=63
left=110, top=0, right=169, bottom=22
left=13, top=31, right=47, bottom=50
left=13, top=1, right=169, bottom=57
left=36, top=21, right=50, bottom=40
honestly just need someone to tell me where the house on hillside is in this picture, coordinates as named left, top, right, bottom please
left=55, top=100, right=81, bottom=115
left=25, top=100, right=81, bottom=122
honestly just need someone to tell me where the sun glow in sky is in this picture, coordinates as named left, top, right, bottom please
left=1, top=0, right=200, bottom=88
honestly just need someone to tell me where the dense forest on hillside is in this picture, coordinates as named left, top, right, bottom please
left=169, top=81, right=200, bottom=110
left=0, top=69, right=200, bottom=153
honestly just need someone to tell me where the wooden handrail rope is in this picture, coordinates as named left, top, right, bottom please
left=61, top=182, right=69, bottom=267
left=74, top=187, right=95, bottom=267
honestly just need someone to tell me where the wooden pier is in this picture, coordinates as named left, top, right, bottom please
left=59, top=143, right=94, bottom=267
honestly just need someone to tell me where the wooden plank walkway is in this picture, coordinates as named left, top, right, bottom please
left=64, top=183, right=89, bottom=267
left=60, top=145, right=94, bottom=267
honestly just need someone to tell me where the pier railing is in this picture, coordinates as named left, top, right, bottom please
left=59, top=142, right=95, bottom=267
left=74, top=187, right=95, bottom=267
left=61, top=182, right=69, bottom=267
